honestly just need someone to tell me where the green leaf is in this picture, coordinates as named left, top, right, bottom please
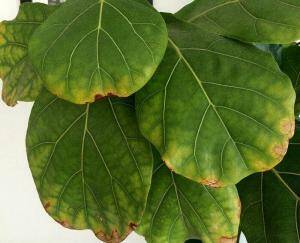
left=136, top=14, right=295, bottom=187
left=28, top=0, right=168, bottom=104
left=238, top=123, right=300, bottom=243
left=0, top=3, right=58, bottom=106
left=281, top=44, right=300, bottom=122
left=26, top=90, right=153, bottom=242
left=137, top=150, right=241, bottom=243
left=255, top=44, right=283, bottom=65
left=176, top=0, right=300, bottom=44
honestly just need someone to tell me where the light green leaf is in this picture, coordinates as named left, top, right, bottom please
left=281, top=44, right=300, bottom=121
left=176, top=0, right=300, bottom=44
left=136, top=14, right=295, bottom=187
left=238, top=123, right=300, bottom=243
left=0, top=3, right=58, bottom=106
left=137, top=150, right=241, bottom=243
left=29, top=0, right=168, bottom=104
left=26, top=90, right=153, bottom=242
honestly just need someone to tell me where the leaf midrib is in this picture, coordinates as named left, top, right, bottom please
left=167, top=38, right=249, bottom=170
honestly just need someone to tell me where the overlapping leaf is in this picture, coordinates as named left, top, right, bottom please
left=177, top=0, right=300, bottom=44
left=136, top=15, right=295, bottom=187
left=137, top=150, right=240, bottom=243
left=281, top=44, right=300, bottom=120
left=0, top=3, right=58, bottom=106
left=238, top=124, right=300, bottom=243
left=29, top=0, right=168, bottom=104
left=26, top=90, right=153, bottom=242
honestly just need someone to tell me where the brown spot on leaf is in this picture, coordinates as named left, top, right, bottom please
left=273, top=141, right=289, bottom=159
left=94, top=93, right=119, bottom=102
left=129, top=222, right=138, bottom=230
left=95, top=94, right=105, bottom=101
left=280, top=119, right=295, bottom=138
left=107, top=92, right=118, bottom=98
left=95, top=222, right=136, bottom=243
left=43, top=202, right=51, bottom=211
left=201, top=179, right=222, bottom=188
left=55, top=219, right=72, bottom=229
left=219, top=236, right=237, bottom=243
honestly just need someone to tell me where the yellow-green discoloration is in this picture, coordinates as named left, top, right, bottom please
left=29, top=0, right=168, bottom=104
left=138, top=151, right=240, bottom=243
left=136, top=15, right=296, bottom=187
left=26, top=90, right=153, bottom=242
left=0, top=3, right=58, bottom=106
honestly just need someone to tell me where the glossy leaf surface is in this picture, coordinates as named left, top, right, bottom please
left=0, top=3, right=58, bottom=106
left=136, top=15, right=295, bottom=187
left=281, top=44, right=300, bottom=121
left=177, top=0, right=300, bottom=44
left=137, top=150, right=240, bottom=243
left=29, top=0, right=168, bottom=104
left=238, top=124, right=300, bottom=243
left=26, top=90, right=153, bottom=242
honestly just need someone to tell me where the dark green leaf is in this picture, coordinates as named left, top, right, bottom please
left=238, top=124, right=300, bottom=243
left=137, top=150, right=240, bottom=243
left=26, top=90, right=153, bottom=242
left=136, top=14, right=295, bottom=187
left=177, top=0, right=300, bottom=44
left=280, top=44, right=300, bottom=122
left=0, top=3, right=58, bottom=106
left=29, top=0, right=168, bottom=104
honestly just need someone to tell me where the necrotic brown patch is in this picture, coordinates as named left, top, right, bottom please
left=219, top=236, right=237, bottom=243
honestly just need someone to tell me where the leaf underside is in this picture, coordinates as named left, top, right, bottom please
left=136, top=15, right=295, bottom=187
left=26, top=90, right=153, bottom=242
left=238, top=124, right=300, bottom=243
left=29, top=0, right=168, bottom=104
left=137, top=150, right=240, bottom=243
left=0, top=3, right=58, bottom=106
left=176, top=0, right=300, bottom=44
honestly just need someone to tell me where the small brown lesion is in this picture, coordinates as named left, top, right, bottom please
left=201, top=179, right=222, bottom=188
left=43, top=201, right=51, bottom=211
left=129, top=222, right=138, bottom=231
left=280, top=119, right=295, bottom=138
left=54, top=219, right=72, bottom=229
left=94, top=93, right=119, bottom=101
left=95, top=222, right=137, bottom=243
left=219, top=236, right=237, bottom=243
left=273, top=141, right=289, bottom=159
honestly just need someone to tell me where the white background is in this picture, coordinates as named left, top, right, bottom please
left=0, top=0, right=247, bottom=242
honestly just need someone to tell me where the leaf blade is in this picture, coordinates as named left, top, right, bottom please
left=137, top=150, right=241, bottom=243
left=26, top=90, right=153, bottom=242
left=136, top=14, right=295, bottom=187
left=238, top=124, right=300, bottom=243
left=176, top=0, right=300, bottom=44
left=0, top=3, right=58, bottom=106
left=29, top=0, right=168, bottom=104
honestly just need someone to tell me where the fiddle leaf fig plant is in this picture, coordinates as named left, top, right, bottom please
left=0, top=0, right=299, bottom=243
